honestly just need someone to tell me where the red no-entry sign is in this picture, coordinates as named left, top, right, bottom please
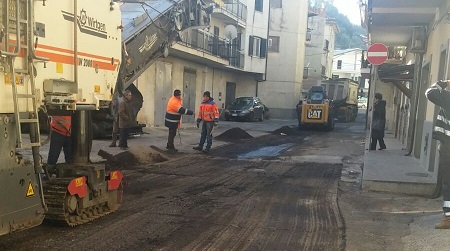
left=367, top=43, right=388, bottom=65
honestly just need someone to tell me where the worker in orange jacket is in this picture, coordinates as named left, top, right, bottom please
left=165, top=89, right=194, bottom=151
left=47, top=115, right=73, bottom=174
left=193, top=91, right=219, bottom=153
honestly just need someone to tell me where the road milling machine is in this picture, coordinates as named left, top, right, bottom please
left=0, top=0, right=210, bottom=236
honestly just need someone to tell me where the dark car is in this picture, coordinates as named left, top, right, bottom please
left=224, top=97, right=268, bottom=121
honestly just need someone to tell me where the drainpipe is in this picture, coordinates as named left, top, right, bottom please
left=405, top=52, right=423, bottom=156
left=256, top=1, right=271, bottom=96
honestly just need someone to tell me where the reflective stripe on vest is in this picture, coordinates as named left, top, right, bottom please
left=198, top=102, right=219, bottom=122
left=50, top=116, right=71, bottom=136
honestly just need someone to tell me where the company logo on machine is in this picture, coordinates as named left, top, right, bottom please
left=62, top=9, right=107, bottom=39
left=307, top=109, right=322, bottom=120
left=139, top=34, right=158, bottom=53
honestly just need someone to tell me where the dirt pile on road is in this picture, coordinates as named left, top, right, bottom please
left=215, top=127, right=254, bottom=141
left=98, top=147, right=168, bottom=168
left=272, top=126, right=296, bottom=136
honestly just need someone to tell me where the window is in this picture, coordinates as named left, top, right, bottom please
left=248, top=36, right=267, bottom=58
left=337, top=60, right=342, bottom=69
left=270, top=0, right=282, bottom=8
left=268, top=36, right=280, bottom=53
left=332, top=74, right=339, bottom=79
left=324, top=39, right=329, bottom=51
left=255, top=0, right=263, bottom=12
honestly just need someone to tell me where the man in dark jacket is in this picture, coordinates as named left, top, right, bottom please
left=165, top=89, right=194, bottom=151
left=425, top=80, right=450, bottom=229
left=109, top=93, right=121, bottom=147
left=370, top=93, right=387, bottom=150
left=118, top=90, right=136, bottom=150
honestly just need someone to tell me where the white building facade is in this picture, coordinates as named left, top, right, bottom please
left=302, top=15, right=339, bottom=93
left=134, top=0, right=271, bottom=126
left=261, top=0, right=309, bottom=119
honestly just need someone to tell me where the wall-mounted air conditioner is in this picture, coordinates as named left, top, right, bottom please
left=409, top=26, right=427, bottom=53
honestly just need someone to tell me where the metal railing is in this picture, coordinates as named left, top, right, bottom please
left=179, top=29, right=244, bottom=68
left=222, top=2, right=247, bottom=21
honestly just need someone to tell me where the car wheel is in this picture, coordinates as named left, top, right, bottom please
left=225, top=116, right=230, bottom=121
left=259, top=112, right=264, bottom=122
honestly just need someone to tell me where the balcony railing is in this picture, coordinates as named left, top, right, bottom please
left=222, top=2, right=247, bottom=21
left=179, top=29, right=244, bottom=68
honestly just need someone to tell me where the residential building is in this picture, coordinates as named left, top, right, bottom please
left=261, top=0, right=309, bottom=119
left=303, top=14, right=339, bottom=94
left=362, top=0, right=450, bottom=194
left=131, top=0, right=270, bottom=126
left=332, top=48, right=368, bottom=96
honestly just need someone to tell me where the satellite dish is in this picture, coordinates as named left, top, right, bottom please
left=224, top=25, right=238, bottom=40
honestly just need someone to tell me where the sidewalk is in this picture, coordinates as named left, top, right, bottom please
left=362, top=133, right=437, bottom=196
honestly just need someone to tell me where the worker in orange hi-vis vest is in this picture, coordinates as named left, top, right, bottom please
left=165, top=89, right=194, bottom=151
left=47, top=116, right=73, bottom=174
left=193, top=91, right=219, bottom=154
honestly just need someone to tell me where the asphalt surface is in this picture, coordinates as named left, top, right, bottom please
left=0, top=116, right=367, bottom=251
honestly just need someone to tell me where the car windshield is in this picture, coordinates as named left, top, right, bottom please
left=232, top=98, right=253, bottom=106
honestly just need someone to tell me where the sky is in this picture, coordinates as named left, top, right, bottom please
left=333, top=0, right=361, bottom=25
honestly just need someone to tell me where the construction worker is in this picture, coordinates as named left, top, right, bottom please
left=193, top=91, right=219, bottom=153
left=118, top=90, right=136, bottom=150
left=426, top=80, right=450, bottom=229
left=165, top=89, right=194, bottom=151
left=47, top=115, right=72, bottom=174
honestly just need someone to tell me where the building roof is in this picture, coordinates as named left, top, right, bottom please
left=334, top=48, right=364, bottom=57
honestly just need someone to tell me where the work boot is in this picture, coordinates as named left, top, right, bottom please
left=435, top=217, right=450, bottom=229
left=193, top=146, right=203, bottom=151
left=166, top=145, right=178, bottom=152
left=109, top=142, right=117, bottom=147
left=202, top=148, right=210, bottom=154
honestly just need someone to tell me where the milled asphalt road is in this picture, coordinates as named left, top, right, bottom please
left=1, top=111, right=447, bottom=250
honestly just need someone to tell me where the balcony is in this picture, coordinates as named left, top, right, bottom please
left=177, top=29, right=244, bottom=69
left=212, top=1, right=247, bottom=28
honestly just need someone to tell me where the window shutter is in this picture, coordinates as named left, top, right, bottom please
left=249, top=36, right=254, bottom=56
left=260, top=38, right=267, bottom=58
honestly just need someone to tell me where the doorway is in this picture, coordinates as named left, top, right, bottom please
left=183, top=69, right=197, bottom=123
left=154, top=62, right=173, bottom=126
left=413, top=62, right=430, bottom=158
left=225, top=82, right=236, bottom=109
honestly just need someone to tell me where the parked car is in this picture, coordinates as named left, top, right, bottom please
left=224, top=97, right=269, bottom=121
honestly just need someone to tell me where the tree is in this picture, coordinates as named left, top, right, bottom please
left=308, top=0, right=366, bottom=49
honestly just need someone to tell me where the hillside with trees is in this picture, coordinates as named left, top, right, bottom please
left=310, top=0, right=367, bottom=49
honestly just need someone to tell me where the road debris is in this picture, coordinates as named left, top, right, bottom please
left=215, top=127, right=254, bottom=141
left=272, top=126, right=296, bottom=135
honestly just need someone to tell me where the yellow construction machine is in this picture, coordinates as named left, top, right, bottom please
left=297, top=86, right=336, bottom=131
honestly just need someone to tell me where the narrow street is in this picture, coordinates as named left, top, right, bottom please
left=0, top=115, right=366, bottom=251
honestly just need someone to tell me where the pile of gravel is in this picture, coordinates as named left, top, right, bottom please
left=215, top=127, right=254, bottom=141
left=271, top=126, right=296, bottom=136
left=98, top=147, right=168, bottom=168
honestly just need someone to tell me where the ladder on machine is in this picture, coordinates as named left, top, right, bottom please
left=5, top=0, right=41, bottom=149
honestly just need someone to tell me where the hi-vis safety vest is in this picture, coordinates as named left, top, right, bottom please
left=198, top=99, right=219, bottom=122
left=50, top=116, right=71, bottom=136
left=426, top=81, right=450, bottom=145
left=165, top=96, right=191, bottom=128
